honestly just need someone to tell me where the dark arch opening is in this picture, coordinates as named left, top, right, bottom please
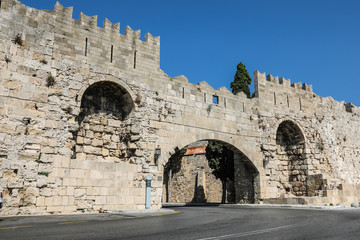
left=77, top=81, right=134, bottom=124
left=163, top=140, right=258, bottom=204
left=276, top=121, right=304, bottom=147
left=276, top=120, right=307, bottom=196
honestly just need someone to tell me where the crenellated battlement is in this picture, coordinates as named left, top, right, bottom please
left=124, top=26, right=141, bottom=40
left=167, top=74, right=250, bottom=114
left=166, top=66, right=319, bottom=115
left=78, top=12, right=98, bottom=28
left=254, top=71, right=315, bottom=112
left=54, top=1, right=73, bottom=18
left=51, top=1, right=160, bottom=46
left=1, top=0, right=160, bottom=72
left=254, top=71, right=313, bottom=93
left=103, top=18, right=120, bottom=33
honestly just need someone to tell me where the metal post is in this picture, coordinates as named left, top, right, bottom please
left=145, top=176, right=151, bottom=209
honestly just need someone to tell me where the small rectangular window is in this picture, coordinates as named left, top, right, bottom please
left=299, top=98, right=302, bottom=110
left=212, top=95, right=218, bottom=104
left=182, top=87, right=185, bottom=98
left=204, top=93, right=207, bottom=103
left=224, top=98, right=226, bottom=108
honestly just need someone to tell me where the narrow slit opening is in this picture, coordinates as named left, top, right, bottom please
left=110, top=45, right=113, bottom=63
left=134, top=50, right=137, bottom=69
left=287, top=95, right=289, bottom=107
left=84, top=38, right=88, bottom=56
left=274, top=92, right=277, bottom=105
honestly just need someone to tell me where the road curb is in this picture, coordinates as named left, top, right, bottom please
left=162, top=202, right=359, bottom=210
left=110, top=208, right=178, bottom=215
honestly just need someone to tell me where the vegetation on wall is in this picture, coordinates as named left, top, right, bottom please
left=46, top=75, right=56, bottom=87
left=12, top=34, right=24, bottom=46
left=40, top=59, right=48, bottom=64
left=5, top=56, right=11, bottom=63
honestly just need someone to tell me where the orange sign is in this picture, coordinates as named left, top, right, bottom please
left=184, top=146, right=206, bottom=155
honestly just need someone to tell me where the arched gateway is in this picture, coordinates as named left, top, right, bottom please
left=163, top=140, right=259, bottom=204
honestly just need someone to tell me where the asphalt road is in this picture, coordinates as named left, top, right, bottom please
left=1, top=206, right=360, bottom=239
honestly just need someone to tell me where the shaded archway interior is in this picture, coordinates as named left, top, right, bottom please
left=276, top=121, right=305, bottom=147
left=163, top=140, right=259, bottom=204
left=276, top=120, right=307, bottom=196
left=77, top=81, right=134, bottom=124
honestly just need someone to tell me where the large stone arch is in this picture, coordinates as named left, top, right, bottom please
left=275, top=119, right=308, bottom=196
left=162, top=132, right=261, bottom=171
left=162, top=136, right=260, bottom=204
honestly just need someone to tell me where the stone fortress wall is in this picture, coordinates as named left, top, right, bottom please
left=0, top=0, right=359, bottom=215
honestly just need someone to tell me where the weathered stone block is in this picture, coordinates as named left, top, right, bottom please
left=18, top=150, right=40, bottom=161
left=83, top=146, right=101, bottom=155
left=91, top=139, right=103, bottom=147
left=8, top=178, right=24, bottom=188
left=74, top=188, right=86, bottom=198
left=102, top=148, right=109, bottom=157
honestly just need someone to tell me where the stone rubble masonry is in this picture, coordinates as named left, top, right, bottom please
left=0, top=0, right=360, bottom=215
left=165, top=153, right=235, bottom=203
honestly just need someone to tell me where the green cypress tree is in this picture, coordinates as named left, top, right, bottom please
left=230, top=62, right=252, bottom=98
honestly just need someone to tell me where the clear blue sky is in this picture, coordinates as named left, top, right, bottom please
left=20, top=0, right=360, bottom=106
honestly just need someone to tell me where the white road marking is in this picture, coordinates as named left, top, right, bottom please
left=197, top=224, right=294, bottom=240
